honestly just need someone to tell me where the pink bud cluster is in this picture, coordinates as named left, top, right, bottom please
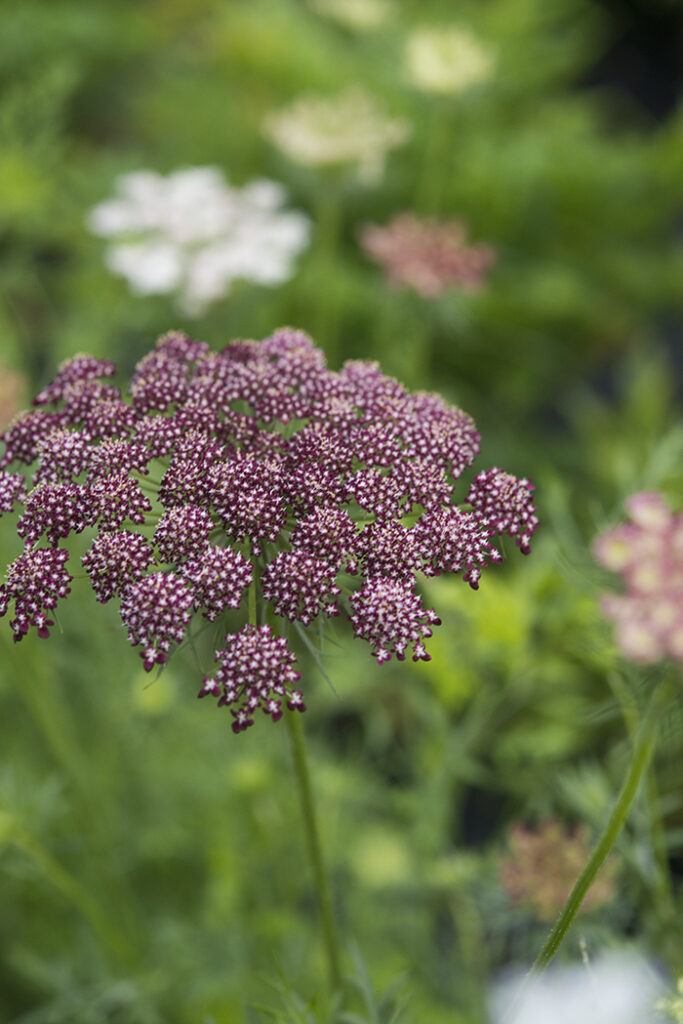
left=360, top=213, right=496, bottom=297
left=0, top=327, right=537, bottom=733
left=593, top=492, right=683, bottom=665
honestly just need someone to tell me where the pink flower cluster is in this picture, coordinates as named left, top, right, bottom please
left=0, top=329, right=537, bottom=733
left=593, top=491, right=683, bottom=665
left=360, top=213, right=496, bottom=297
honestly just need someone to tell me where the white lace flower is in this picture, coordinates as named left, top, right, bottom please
left=308, top=0, right=392, bottom=32
left=88, top=168, right=311, bottom=315
left=406, top=26, right=495, bottom=95
left=263, top=87, right=411, bottom=183
left=490, top=954, right=663, bottom=1024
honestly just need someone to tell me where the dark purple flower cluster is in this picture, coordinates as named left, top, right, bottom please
left=182, top=545, right=253, bottom=621
left=82, top=531, right=155, bottom=603
left=120, top=571, right=195, bottom=671
left=154, top=505, right=212, bottom=565
left=0, top=471, right=27, bottom=514
left=349, top=579, right=441, bottom=664
left=198, top=624, right=304, bottom=733
left=261, top=551, right=341, bottom=625
left=0, top=328, right=536, bottom=732
left=467, top=468, right=539, bottom=555
left=0, top=547, right=72, bottom=640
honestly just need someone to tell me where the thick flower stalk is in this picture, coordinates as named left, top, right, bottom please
left=0, top=328, right=537, bottom=734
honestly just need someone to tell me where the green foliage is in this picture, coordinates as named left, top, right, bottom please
left=0, top=0, right=682, bottom=1021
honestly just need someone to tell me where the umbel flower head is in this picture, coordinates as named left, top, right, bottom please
left=360, top=213, right=496, bottom=297
left=263, top=88, right=411, bottom=183
left=88, top=168, right=311, bottom=316
left=405, top=25, right=495, bottom=96
left=593, top=491, right=683, bottom=665
left=0, top=328, right=537, bottom=734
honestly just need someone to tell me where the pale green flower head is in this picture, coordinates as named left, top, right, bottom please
left=405, top=25, right=495, bottom=95
left=263, top=87, right=411, bottom=184
left=308, top=0, right=392, bottom=32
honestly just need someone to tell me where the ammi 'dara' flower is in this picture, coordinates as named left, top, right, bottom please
left=0, top=329, right=537, bottom=734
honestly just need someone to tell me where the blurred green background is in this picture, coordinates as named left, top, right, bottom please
left=1, top=1, right=682, bottom=1021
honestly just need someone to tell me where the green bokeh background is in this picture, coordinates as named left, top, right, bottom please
left=1, top=1, right=681, bottom=1021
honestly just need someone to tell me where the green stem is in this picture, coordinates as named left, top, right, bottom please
left=607, top=672, right=674, bottom=914
left=248, top=577, right=257, bottom=627
left=526, top=675, right=674, bottom=979
left=284, top=708, right=343, bottom=993
left=260, top=603, right=342, bottom=992
left=312, top=178, right=343, bottom=360
left=416, top=100, right=449, bottom=215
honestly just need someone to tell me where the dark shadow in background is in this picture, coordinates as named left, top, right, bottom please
left=583, top=0, right=683, bottom=121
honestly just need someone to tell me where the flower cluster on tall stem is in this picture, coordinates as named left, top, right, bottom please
left=0, top=328, right=537, bottom=733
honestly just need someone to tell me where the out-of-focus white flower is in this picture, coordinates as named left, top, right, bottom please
left=490, top=953, right=663, bottom=1024
left=263, top=87, right=411, bottom=183
left=88, top=168, right=311, bottom=315
left=406, top=26, right=495, bottom=95
left=308, top=0, right=391, bottom=32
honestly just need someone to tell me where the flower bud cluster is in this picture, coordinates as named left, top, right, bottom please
left=0, top=547, right=72, bottom=640
left=361, top=213, right=495, bottom=296
left=0, top=471, right=27, bottom=514
left=120, top=572, right=195, bottom=671
left=468, top=468, right=539, bottom=555
left=198, top=624, right=304, bottom=733
left=0, top=328, right=536, bottom=733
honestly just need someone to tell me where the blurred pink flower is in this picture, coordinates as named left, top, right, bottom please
left=360, top=212, right=496, bottom=297
left=500, top=819, right=615, bottom=922
left=593, top=492, right=683, bottom=664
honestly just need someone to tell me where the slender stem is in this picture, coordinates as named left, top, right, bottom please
left=608, top=672, right=674, bottom=914
left=527, top=677, right=673, bottom=976
left=248, top=577, right=257, bottom=627
left=312, top=177, right=342, bottom=360
left=416, top=100, right=449, bottom=215
left=257, top=601, right=342, bottom=990
left=284, top=708, right=343, bottom=993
